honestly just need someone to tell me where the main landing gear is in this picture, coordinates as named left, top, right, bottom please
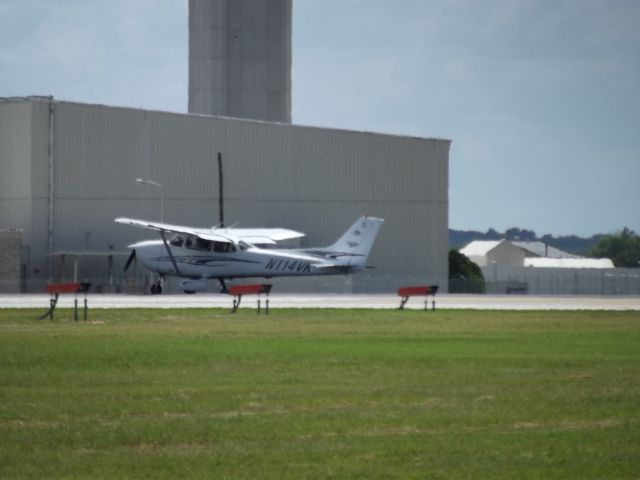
left=150, top=276, right=164, bottom=295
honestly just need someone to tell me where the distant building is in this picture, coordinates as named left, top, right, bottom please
left=460, top=239, right=609, bottom=268
left=524, top=258, right=614, bottom=269
left=512, top=241, right=579, bottom=259
left=458, top=239, right=635, bottom=294
left=460, top=240, right=525, bottom=267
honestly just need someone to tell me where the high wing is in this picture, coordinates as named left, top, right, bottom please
left=114, top=217, right=233, bottom=243
left=224, top=228, right=305, bottom=245
left=114, top=217, right=305, bottom=245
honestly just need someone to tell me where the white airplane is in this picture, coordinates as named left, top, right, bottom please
left=114, top=215, right=384, bottom=294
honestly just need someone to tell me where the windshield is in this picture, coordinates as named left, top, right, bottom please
left=237, top=241, right=252, bottom=251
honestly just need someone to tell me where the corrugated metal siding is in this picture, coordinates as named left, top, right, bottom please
left=0, top=101, right=33, bottom=230
left=11, top=99, right=449, bottom=292
left=29, top=100, right=53, bottom=278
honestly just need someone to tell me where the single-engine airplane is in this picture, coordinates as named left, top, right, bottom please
left=115, top=215, right=384, bottom=294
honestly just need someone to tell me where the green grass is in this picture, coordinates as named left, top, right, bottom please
left=1, top=307, right=639, bottom=479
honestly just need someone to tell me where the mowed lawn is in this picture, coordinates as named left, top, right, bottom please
left=0, top=307, right=639, bottom=479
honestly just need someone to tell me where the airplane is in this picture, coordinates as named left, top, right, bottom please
left=114, top=215, right=384, bottom=294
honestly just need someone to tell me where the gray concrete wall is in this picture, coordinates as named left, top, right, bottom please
left=189, top=0, right=292, bottom=122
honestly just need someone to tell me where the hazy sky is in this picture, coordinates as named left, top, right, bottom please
left=1, top=0, right=638, bottom=236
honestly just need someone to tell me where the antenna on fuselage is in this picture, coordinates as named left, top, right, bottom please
left=218, top=151, right=224, bottom=227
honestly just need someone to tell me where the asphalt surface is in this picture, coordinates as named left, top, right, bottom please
left=1, top=293, right=639, bottom=310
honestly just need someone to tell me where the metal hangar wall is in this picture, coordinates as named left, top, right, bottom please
left=0, top=97, right=450, bottom=293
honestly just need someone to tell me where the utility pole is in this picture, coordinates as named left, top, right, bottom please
left=218, top=152, right=224, bottom=227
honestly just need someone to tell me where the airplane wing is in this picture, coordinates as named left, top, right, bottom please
left=234, top=236, right=278, bottom=245
left=222, top=228, right=306, bottom=244
left=114, top=217, right=233, bottom=243
left=115, top=218, right=305, bottom=245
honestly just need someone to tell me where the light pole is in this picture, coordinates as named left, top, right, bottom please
left=136, top=177, right=164, bottom=222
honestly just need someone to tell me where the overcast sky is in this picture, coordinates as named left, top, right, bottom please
left=1, top=0, right=638, bottom=237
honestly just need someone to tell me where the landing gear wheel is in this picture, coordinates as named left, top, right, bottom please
left=150, top=283, right=163, bottom=295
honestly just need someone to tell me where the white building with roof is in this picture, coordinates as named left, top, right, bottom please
left=460, top=239, right=610, bottom=269
left=524, top=258, right=614, bottom=269
left=512, top=241, right=579, bottom=259
left=460, top=240, right=525, bottom=267
left=458, top=238, right=635, bottom=294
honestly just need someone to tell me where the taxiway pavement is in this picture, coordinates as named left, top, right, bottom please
left=1, top=294, right=639, bottom=310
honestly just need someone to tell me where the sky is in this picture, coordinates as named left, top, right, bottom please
left=1, top=0, right=638, bottom=237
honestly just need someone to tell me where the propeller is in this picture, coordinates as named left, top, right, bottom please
left=124, top=249, right=136, bottom=272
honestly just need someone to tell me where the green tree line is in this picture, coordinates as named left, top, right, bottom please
left=588, top=227, right=640, bottom=268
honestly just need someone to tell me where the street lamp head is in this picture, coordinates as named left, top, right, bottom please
left=135, top=177, right=165, bottom=221
left=135, top=177, right=163, bottom=188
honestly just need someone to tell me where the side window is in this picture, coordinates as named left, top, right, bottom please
left=195, top=238, right=211, bottom=251
left=170, top=235, right=184, bottom=247
left=186, top=237, right=212, bottom=251
left=212, top=241, right=235, bottom=253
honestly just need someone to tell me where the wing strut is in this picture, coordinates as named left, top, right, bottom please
left=160, top=230, right=181, bottom=275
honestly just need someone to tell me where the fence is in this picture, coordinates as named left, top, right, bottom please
left=480, top=266, right=640, bottom=295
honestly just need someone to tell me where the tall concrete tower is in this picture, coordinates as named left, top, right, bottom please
left=188, top=0, right=292, bottom=123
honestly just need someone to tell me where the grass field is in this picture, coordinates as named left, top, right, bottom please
left=1, top=307, right=639, bottom=479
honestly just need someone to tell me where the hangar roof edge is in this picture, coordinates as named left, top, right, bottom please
left=0, top=95, right=452, bottom=144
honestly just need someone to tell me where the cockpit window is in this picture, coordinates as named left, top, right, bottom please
left=195, top=237, right=212, bottom=251
left=185, top=236, right=212, bottom=251
left=170, top=235, right=184, bottom=247
left=181, top=236, right=236, bottom=252
left=212, top=241, right=236, bottom=253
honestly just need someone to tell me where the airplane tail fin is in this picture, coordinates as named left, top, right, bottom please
left=325, top=216, right=384, bottom=271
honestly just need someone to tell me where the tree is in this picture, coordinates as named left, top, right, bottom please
left=588, top=227, right=640, bottom=268
left=505, top=227, right=536, bottom=241
left=485, top=228, right=502, bottom=240
left=448, top=249, right=485, bottom=293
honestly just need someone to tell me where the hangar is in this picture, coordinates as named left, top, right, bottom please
left=0, top=96, right=450, bottom=293
left=1, top=0, right=450, bottom=294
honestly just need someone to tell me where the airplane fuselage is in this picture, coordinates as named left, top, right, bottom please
left=131, top=239, right=355, bottom=280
